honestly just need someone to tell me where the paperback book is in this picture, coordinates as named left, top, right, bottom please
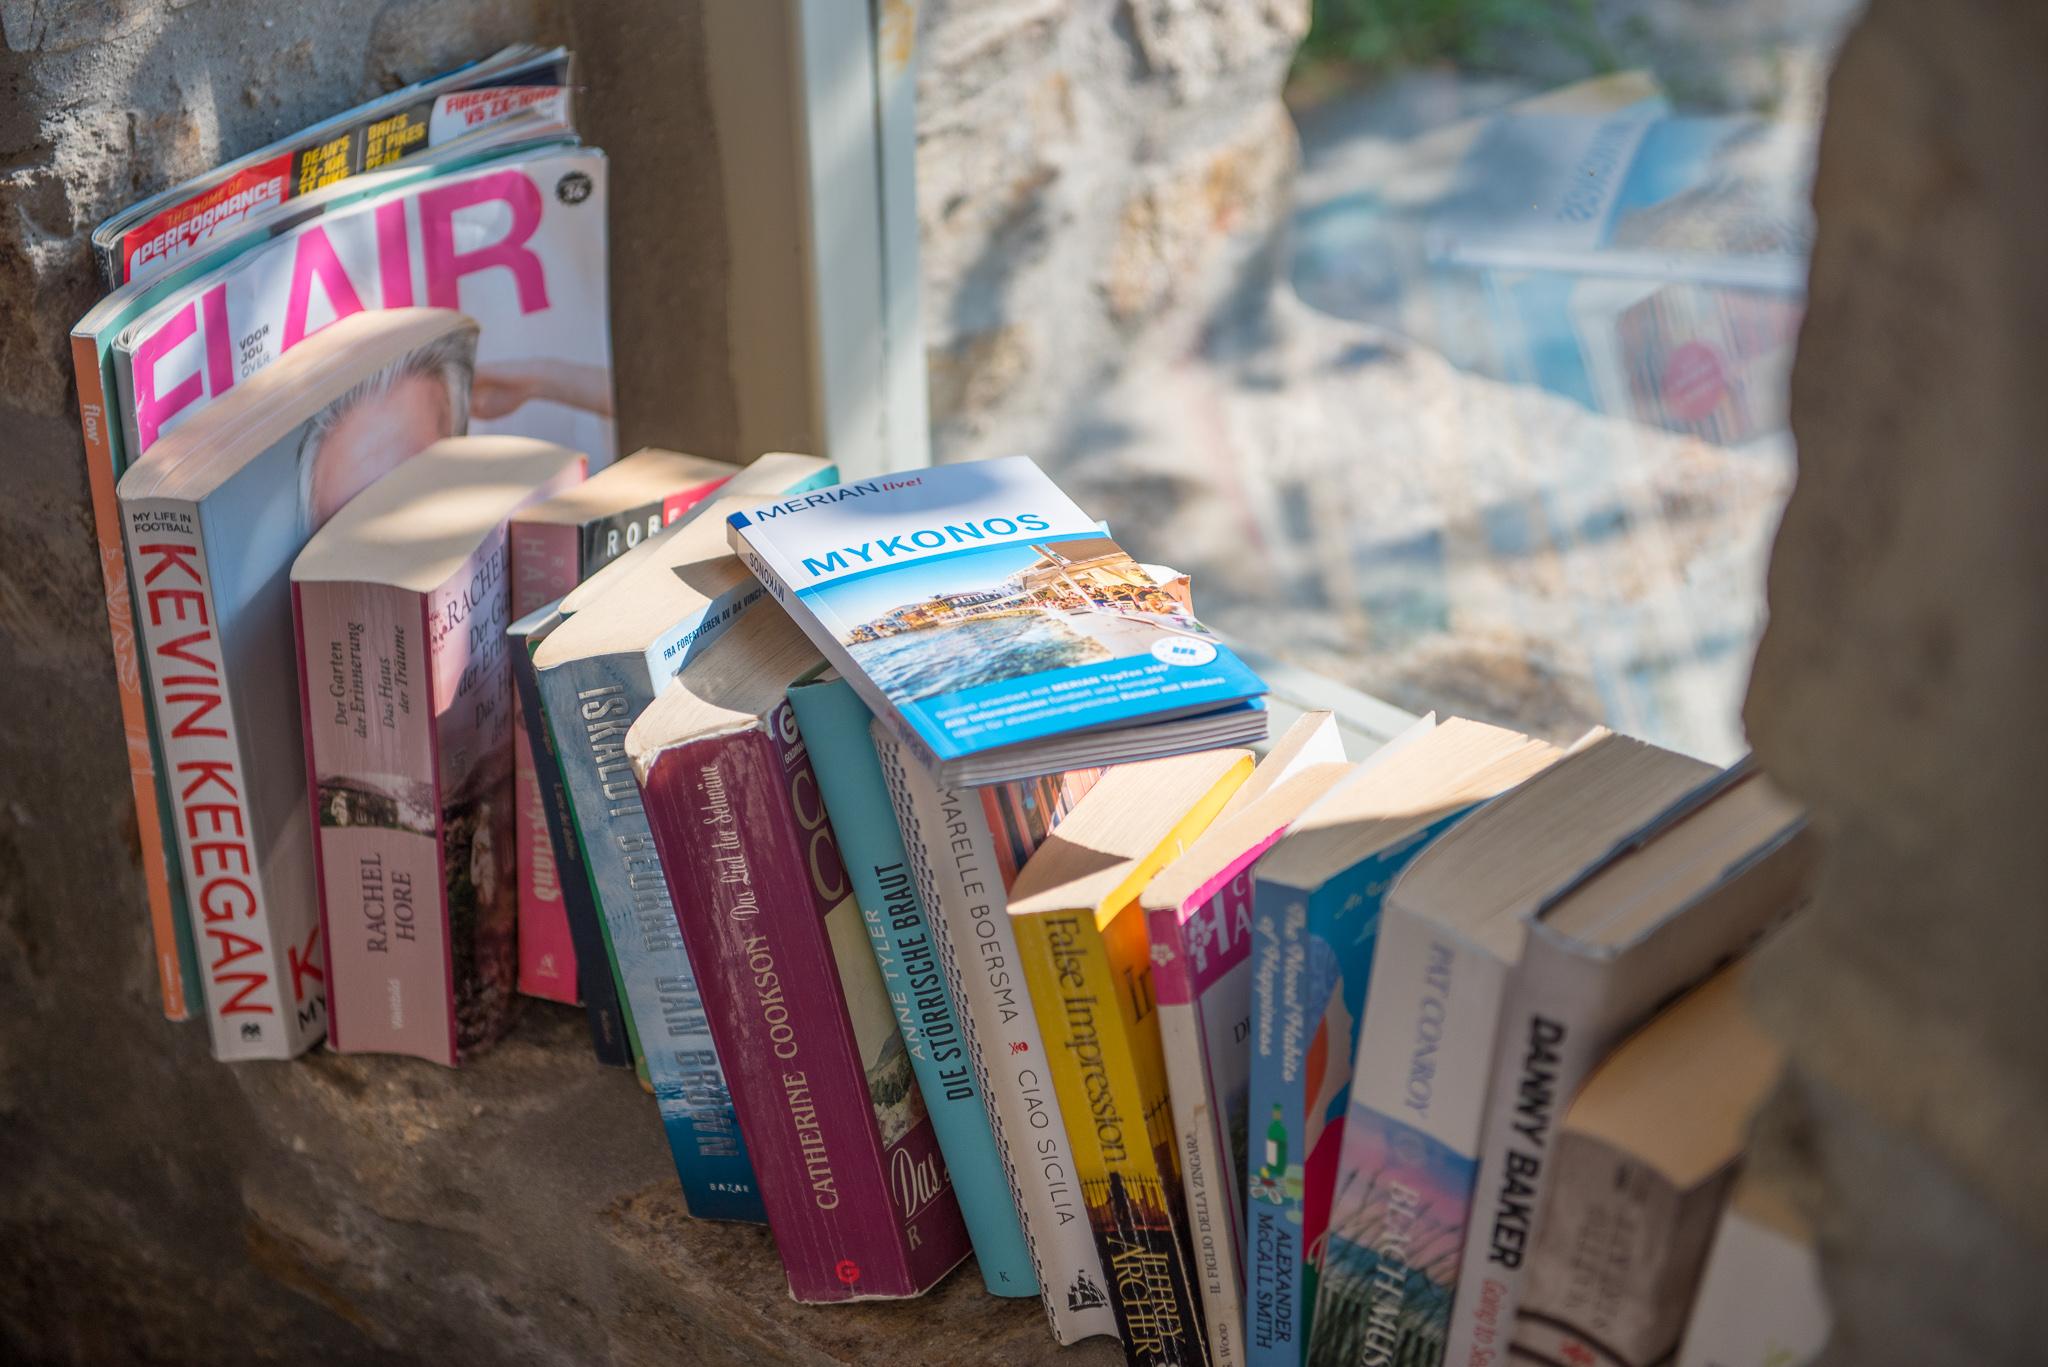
left=727, top=456, right=1269, bottom=785
left=294, top=436, right=585, bottom=1065
left=873, top=727, right=1119, bottom=1344
left=114, top=307, right=480, bottom=1059
left=629, top=608, right=971, bottom=1301
left=1008, top=747, right=1258, bottom=1365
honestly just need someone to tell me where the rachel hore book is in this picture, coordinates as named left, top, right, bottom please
left=629, top=608, right=971, bottom=1302
left=71, top=136, right=608, bottom=1022
left=293, top=436, right=585, bottom=1065
left=508, top=598, right=630, bottom=1067
left=115, top=308, right=481, bottom=1059
left=787, top=674, right=1037, bottom=1299
left=529, top=459, right=833, bottom=1221
left=1251, top=719, right=1559, bottom=1367
left=1140, top=712, right=1354, bottom=1367
left=1443, top=763, right=1812, bottom=1367
left=508, top=448, right=734, bottom=1006
left=873, top=726, right=1118, bottom=1345
left=1315, top=733, right=1710, bottom=1367
left=1009, top=747, right=1257, bottom=1366
left=727, top=456, right=1269, bottom=785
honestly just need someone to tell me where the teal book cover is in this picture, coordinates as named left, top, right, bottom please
left=787, top=675, right=1039, bottom=1299
left=1245, top=809, right=1469, bottom=1367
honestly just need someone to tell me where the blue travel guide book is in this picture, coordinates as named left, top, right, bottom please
left=727, top=455, right=1269, bottom=786
left=786, top=674, right=1039, bottom=1299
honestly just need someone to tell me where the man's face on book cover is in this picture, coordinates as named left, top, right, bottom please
left=304, top=371, right=456, bottom=527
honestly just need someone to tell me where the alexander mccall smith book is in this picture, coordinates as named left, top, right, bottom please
left=726, top=457, right=1269, bottom=785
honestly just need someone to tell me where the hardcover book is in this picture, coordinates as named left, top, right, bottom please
left=873, top=726, right=1119, bottom=1344
left=508, top=599, right=631, bottom=1068
left=1446, top=764, right=1812, bottom=1367
left=1316, top=732, right=1710, bottom=1367
left=1250, top=718, right=1560, bottom=1367
left=114, top=307, right=480, bottom=1060
left=787, top=674, right=1037, bottom=1298
left=509, top=447, right=735, bottom=1006
left=293, top=435, right=585, bottom=1065
left=1008, top=746, right=1258, bottom=1366
left=528, top=458, right=833, bottom=1221
left=1520, top=964, right=1796, bottom=1367
left=727, top=456, right=1269, bottom=786
left=629, top=608, right=972, bottom=1301
left=1139, top=712, right=1354, bottom=1367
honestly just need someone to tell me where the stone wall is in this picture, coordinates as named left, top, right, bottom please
left=1741, top=0, right=2048, bottom=1362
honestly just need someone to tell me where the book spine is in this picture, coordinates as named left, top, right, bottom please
left=125, top=496, right=316, bottom=1059
left=1245, top=872, right=1312, bottom=1367
left=297, top=579, right=455, bottom=1065
left=641, top=723, right=967, bottom=1300
left=788, top=679, right=1037, bottom=1299
left=75, top=331, right=195, bottom=1021
left=538, top=654, right=763, bottom=1222
left=1307, top=909, right=1512, bottom=1367
left=874, top=729, right=1119, bottom=1344
left=511, top=618, right=630, bottom=1066
left=1014, top=904, right=1210, bottom=1366
left=509, top=519, right=584, bottom=1005
left=1150, top=869, right=1261, bottom=1367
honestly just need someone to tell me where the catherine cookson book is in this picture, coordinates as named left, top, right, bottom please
left=115, top=307, right=481, bottom=1061
left=726, top=456, right=1269, bottom=785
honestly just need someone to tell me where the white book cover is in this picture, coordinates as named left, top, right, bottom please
left=1675, top=1175, right=1829, bottom=1367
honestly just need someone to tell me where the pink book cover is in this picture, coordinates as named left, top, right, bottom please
left=641, top=708, right=971, bottom=1301
left=509, top=519, right=580, bottom=1003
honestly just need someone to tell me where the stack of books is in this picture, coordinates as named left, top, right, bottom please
left=79, top=51, right=1832, bottom=1367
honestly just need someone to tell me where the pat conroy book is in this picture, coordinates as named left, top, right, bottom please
left=872, top=727, right=1118, bottom=1346
left=509, top=448, right=735, bottom=1005
left=293, top=436, right=585, bottom=1065
left=1314, top=733, right=1710, bottom=1367
left=92, top=44, right=574, bottom=286
left=1009, top=747, right=1257, bottom=1366
left=1251, top=719, right=1560, bottom=1367
left=529, top=460, right=833, bottom=1222
left=628, top=608, right=972, bottom=1302
left=114, top=307, right=481, bottom=1060
left=509, top=599, right=631, bottom=1068
left=1677, top=1175, right=1828, bottom=1367
left=1521, top=964, right=1796, bottom=1367
left=787, top=674, right=1037, bottom=1298
left=71, top=139, right=586, bottom=1023
left=1140, top=711, right=1354, bottom=1367
left=727, top=456, right=1269, bottom=786
left=1445, top=764, right=1812, bottom=1367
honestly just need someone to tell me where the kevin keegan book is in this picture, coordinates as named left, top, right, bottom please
left=727, top=456, right=1268, bottom=785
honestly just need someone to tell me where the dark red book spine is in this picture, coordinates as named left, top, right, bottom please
left=640, top=709, right=969, bottom=1301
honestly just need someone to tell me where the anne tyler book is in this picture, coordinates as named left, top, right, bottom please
left=727, top=456, right=1268, bottom=785
left=114, top=306, right=481, bottom=1060
left=628, top=607, right=971, bottom=1302
left=508, top=447, right=734, bottom=1007
left=1009, top=746, right=1257, bottom=1365
left=293, top=435, right=585, bottom=1065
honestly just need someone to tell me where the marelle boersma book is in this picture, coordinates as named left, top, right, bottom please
left=1142, top=709, right=1354, bottom=1367
left=1314, top=733, right=1711, bottom=1367
left=115, top=307, right=481, bottom=1060
left=294, top=437, right=585, bottom=1065
left=873, top=725, right=1118, bottom=1345
left=1252, top=718, right=1560, bottom=1367
left=1443, top=763, right=1812, bottom=1367
left=787, top=675, right=1037, bottom=1298
left=629, top=608, right=971, bottom=1302
left=509, top=448, right=735, bottom=1007
left=529, top=461, right=833, bottom=1221
left=727, top=456, right=1269, bottom=785
left=1009, top=747, right=1257, bottom=1366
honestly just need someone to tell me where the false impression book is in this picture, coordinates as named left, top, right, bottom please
left=727, top=457, right=1268, bottom=785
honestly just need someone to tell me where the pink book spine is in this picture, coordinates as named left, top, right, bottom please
left=297, top=579, right=453, bottom=1063
left=508, top=518, right=581, bottom=1004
